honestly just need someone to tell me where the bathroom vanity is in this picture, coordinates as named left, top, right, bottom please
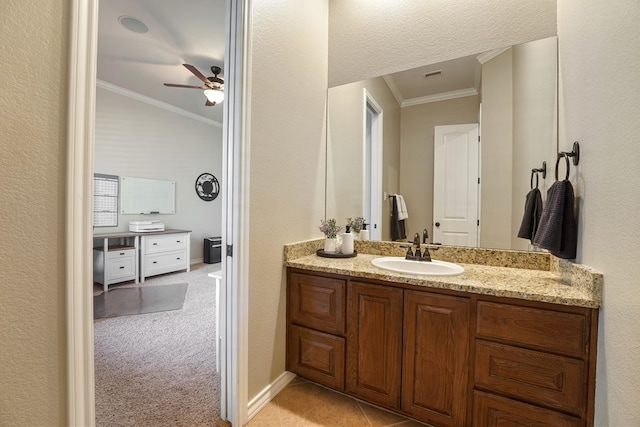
left=285, top=242, right=601, bottom=427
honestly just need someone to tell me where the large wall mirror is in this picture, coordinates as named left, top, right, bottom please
left=326, top=36, right=557, bottom=251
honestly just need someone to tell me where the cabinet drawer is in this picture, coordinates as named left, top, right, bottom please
left=107, top=257, right=136, bottom=280
left=145, top=233, right=187, bottom=254
left=473, top=390, right=582, bottom=427
left=106, top=248, right=136, bottom=259
left=475, top=340, right=585, bottom=414
left=287, top=324, right=345, bottom=390
left=289, top=272, right=346, bottom=334
left=476, top=301, right=588, bottom=357
left=145, top=250, right=188, bottom=274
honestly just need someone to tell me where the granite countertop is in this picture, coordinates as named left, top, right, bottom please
left=284, top=240, right=603, bottom=308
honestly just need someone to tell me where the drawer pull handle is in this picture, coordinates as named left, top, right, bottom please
left=177, top=240, right=181, bottom=243
left=153, top=261, right=158, bottom=264
left=119, top=252, right=125, bottom=255
left=119, top=266, right=125, bottom=269
left=153, top=243, right=158, bottom=246
left=176, top=257, right=181, bottom=260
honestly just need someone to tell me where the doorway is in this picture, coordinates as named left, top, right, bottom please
left=66, top=0, right=246, bottom=425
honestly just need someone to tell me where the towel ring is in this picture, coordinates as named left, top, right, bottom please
left=531, top=161, right=546, bottom=189
left=555, top=142, right=580, bottom=181
left=555, top=153, right=571, bottom=181
left=530, top=170, right=539, bottom=189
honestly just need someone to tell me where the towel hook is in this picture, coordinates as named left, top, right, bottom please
left=555, top=142, right=580, bottom=181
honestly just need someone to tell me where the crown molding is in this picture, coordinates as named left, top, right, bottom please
left=96, top=79, right=222, bottom=128
left=382, top=75, right=404, bottom=106
left=402, top=87, right=478, bottom=107
left=476, top=46, right=510, bottom=64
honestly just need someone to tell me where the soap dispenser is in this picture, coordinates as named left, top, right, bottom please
left=359, top=223, right=370, bottom=241
left=341, top=225, right=354, bottom=255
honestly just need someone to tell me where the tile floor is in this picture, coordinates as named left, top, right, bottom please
left=246, top=377, right=429, bottom=427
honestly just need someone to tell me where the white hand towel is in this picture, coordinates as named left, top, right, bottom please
left=396, top=195, right=409, bottom=220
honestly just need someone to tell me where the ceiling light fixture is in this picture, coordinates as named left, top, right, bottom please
left=118, top=16, right=149, bottom=34
left=203, top=89, right=224, bottom=105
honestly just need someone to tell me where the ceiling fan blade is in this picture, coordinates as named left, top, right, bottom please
left=163, top=83, right=207, bottom=89
left=183, top=64, right=210, bottom=85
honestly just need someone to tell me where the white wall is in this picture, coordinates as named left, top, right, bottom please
left=558, top=1, right=640, bottom=425
left=511, top=37, right=558, bottom=250
left=481, top=50, right=514, bottom=249
left=247, top=0, right=328, bottom=401
left=94, top=86, right=223, bottom=262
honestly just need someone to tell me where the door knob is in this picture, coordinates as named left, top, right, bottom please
left=435, top=222, right=440, bottom=227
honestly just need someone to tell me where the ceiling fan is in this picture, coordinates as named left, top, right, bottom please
left=164, top=64, right=224, bottom=106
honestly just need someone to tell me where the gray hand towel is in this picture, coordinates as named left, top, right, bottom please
left=532, top=180, right=577, bottom=259
left=517, top=188, right=543, bottom=242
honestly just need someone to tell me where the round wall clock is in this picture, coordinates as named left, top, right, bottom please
left=195, top=173, right=220, bottom=201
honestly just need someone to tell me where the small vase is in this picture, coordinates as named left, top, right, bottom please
left=324, top=237, right=338, bottom=253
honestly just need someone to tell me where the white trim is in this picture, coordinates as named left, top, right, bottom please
left=67, top=1, right=98, bottom=425
left=247, top=371, right=296, bottom=422
left=476, top=46, right=510, bottom=64
left=222, top=0, right=250, bottom=425
left=364, top=90, right=383, bottom=241
left=382, top=75, right=403, bottom=106
left=402, top=87, right=478, bottom=107
left=97, top=80, right=222, bottom=128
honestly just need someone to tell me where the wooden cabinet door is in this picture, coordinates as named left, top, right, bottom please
left=402, top=290, right=470, bottom=427
left=346, top=281, right=403, bottom=409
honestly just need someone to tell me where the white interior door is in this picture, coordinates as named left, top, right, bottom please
left=433, top=124, right=479, bottom=247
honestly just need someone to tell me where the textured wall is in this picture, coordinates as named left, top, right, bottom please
left=329, top=0, right=557, bottom=87
left=247, top=0, right=328, bottom=400
left=94, top=87, right=223, bottom=262
left=0, top=0, right=68, bottom=425
left=558, top=1, right=640, bottom=425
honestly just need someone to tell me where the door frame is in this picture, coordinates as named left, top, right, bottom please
left=363, top=89, right=383, bottom=240
left=65, top=0, right=247, bottom=425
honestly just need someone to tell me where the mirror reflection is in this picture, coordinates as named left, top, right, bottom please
left=326, top=36, right=557, bottom=251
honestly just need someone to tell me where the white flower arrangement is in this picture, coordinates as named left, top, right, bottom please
left=346, top=216, right=366, bottom=233
left=319, top=218, right=342, bottom=239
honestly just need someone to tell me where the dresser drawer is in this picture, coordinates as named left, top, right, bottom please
left=106, top=247, right=136, bottom=259
left=476, top=301, right=588, bottom=357
left=145, top=250, right=188, bottom=274
left=475, top=340, right=585, bottom=414
left=289, top=272, right=346, bottom=335
left=287, top=324, right=345, bottom=390
left=106, top=256, right=136, bottom=281
left=144, top=233, right=188, bottom=254
left=473, top=390, right=582, bottom=427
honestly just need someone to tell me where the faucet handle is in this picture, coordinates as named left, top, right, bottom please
left=400, top=244, right=413, bottom=257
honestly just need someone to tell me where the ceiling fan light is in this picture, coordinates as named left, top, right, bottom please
left=203, top=89, right=224, bottom=104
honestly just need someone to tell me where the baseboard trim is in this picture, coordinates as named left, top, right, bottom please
left=247, top=371, right=296, bottom=421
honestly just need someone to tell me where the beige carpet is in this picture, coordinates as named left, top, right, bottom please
left=94, top=264, right=230, bottom=426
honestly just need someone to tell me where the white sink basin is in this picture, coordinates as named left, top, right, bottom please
left=371, top=257, right=464, bottom=276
